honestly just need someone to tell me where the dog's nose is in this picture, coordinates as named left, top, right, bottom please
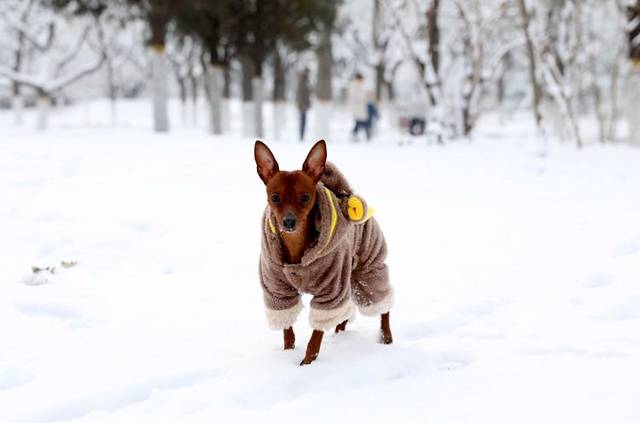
left=282, top=213, right=296, bottom=231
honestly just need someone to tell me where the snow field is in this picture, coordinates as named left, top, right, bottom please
left=1, top=100, right=639, bottom=422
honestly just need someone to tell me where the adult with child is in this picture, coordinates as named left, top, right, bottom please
left=347, top=73, right=370, bottom=141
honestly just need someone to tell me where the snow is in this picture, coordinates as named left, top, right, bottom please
left=1, top=99, right=640, bottom=422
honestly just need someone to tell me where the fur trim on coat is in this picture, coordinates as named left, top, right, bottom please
left=265, top=300, right=304, bottom=330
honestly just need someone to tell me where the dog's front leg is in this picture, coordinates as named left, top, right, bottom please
left=283, top=327, right=295, bottom=350
left=300, top=330, right=324, bottom=365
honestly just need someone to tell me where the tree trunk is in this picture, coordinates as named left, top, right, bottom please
left=590, top=58, right=606, bottom=143
left=222, top=62, right=231, bottom=132
left=11, top=2, right=31, bottom=126
left=36, top=92, right=51, bottom=131
left=315, top=29, right=333, bottom=139
left=374, top=63, right=385, bottom=104
left=12, top=84, right=24, bottom=126
left=241, top=56, right=254, bottom=102
left=626, top=2, right=640, bottom=145
left=106, top=57, right=118, bottom=126
left=426, top=0, right=440, bottom=81
left=253, top=76, right=264, bottom=138
left=629, top=68, right=640, bottom=146
left=150, top=46, right=170, bottom=132
left=384, top=81, right=394, bottom=101
left=372, top=0, right=386, bottom=102
left=149, top=11, right=169, bottom=133
left=241, top=56, right=255, bottom=137
left=517, top=0, right=543, bottom=129
left=188, top=69, right=198, bottom=126
left=177, top=76, right=187, bottom=126
left=273, top=51, right=286, bottom=140
left=223, top=63, right=232, bottom=99
left=497, top=51, right=512, bottom=123
left=607, top=53, right=621, bottom=142
left=425, top=0, right=444, bottom=143
left=208, top=64, right=223, bottom=135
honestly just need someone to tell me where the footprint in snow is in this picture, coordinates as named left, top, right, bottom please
left=402, top=302, right=499, bottom=340
left=611, top=238, right=640, bottom=257
left=582, top=272, right=613, bottom=288
left=594, top=296, right=640, bottom=321
left=120, top=220, right=154, bottom=233
left=15, top=301, right=97, bottom=328
left=0, top=366, right=35, bottom=391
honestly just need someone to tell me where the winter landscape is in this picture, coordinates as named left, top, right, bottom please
left=2, top=0, right=640, bottom=422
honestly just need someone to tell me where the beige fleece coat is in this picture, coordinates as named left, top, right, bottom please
left=259, top=163, right=394, bottom=331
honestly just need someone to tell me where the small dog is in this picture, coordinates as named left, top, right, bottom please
left=255, top=140, right=394, bottom=365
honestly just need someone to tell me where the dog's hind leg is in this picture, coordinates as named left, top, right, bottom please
left=283, top=327, right=295, bottom=350
left=334, top=320, right=348, bottom=333
left=300, top=330, right=324, bottom=365
left=380, top=312, right=393, bottom=344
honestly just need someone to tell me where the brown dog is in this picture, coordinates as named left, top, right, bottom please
left=255, top=140, right=394, bottom=365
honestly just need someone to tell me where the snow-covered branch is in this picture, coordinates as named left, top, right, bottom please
left=0, top=53, right=105, bottom=94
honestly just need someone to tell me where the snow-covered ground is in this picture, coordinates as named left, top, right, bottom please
left=1, top=100, right=639, bottom=422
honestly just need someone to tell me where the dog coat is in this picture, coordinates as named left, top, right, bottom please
left=259, top=162, right=394, bottom=331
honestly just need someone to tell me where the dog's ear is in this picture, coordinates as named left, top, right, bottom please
left=302, top=140, right=327, bottom=183
left=255, top=140, right=279, bottom=184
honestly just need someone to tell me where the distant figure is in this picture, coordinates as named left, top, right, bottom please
left=347, top=73, right=370, bottom=141
left=366, top=91, right=379, bottom=138
left=296, top=68, right=311, bottom=142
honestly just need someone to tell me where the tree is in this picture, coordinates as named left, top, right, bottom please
left=0, top=0, right=38, bottom=125
left=47, top=0, right=150, bottom=126
left=223, top=0, right=338, bottom=139
left=167, top=33, right=201, bottom=126
left=627, top=0, right=640, bottom=145
left=173, top=1, right=237, bottom=135
left=0, top=3, right=105, bottom=130
left=517, top=0, right=544, bottom=139
left=120, top=0, right=186, bottom=132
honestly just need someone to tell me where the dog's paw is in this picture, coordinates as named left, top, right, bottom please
left=380, top=330, right=393, bottom=345
left=299, top=353, right=318, bottom=366
left=334, top=320, right=348, bottom=333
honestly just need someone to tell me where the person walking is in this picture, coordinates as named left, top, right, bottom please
left=365, top=90, right=379, bottom=139
left=347, top=73, right=370, bottom=141
left=296, top=68, right=311, bottom=142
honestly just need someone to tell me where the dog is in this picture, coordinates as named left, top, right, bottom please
left=254, top=140, right=394, bottom=365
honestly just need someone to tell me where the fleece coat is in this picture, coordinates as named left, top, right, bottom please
left=259, top=162, right=394, bottom=331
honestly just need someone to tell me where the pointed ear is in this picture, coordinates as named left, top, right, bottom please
left=254, top=140, right=279, bottom=184
left=302, top=140, right=327, bottom=183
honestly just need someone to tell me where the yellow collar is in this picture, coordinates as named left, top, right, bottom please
left=318, top=187, right=338, bottom=254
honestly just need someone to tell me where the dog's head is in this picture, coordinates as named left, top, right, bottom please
left=254, top=140, right=327, bottom=233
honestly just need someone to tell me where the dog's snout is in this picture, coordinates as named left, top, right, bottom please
left=282, top=213, right=296, bottom=231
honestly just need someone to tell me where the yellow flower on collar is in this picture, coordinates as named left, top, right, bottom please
left=347, top=196, right=364, bottom=221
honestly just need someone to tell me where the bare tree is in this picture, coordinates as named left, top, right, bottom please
left=1, top=0, right=38, bottom=125
left=167, top=35, right=200, bottom=126
left=0, top=9, right=105, bottom=130
left=516, top=0, right=544, bottom=133
left=315, top=27, right=333, bottom=139
left=90, top=9, right=146, bottom=126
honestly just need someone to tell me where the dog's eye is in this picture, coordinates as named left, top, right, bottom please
left=270, top=193, right=281, bottom=204
left=300, top=193, right=311, bottom=203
